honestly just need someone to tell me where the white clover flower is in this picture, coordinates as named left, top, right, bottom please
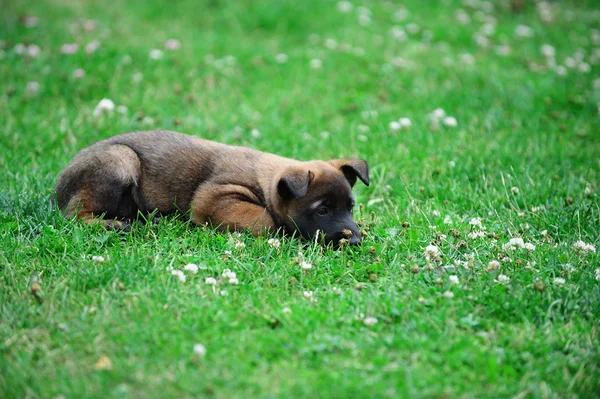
left=116, top=105, right=128, bottom=114
left=495, top=274, right=510, bottom=284
left=250, top=129, right=261, bottom=138
left=432, top=210, right=441, bottom=217
left=553, top=277, right=566, bottom=285
left=391, top=26, right=407, bottom=40
left=398, top=117, right=412, bottom=129
left=222, top=269, right=236, bottom=279
left=300, top=261, right=313, bottom=270
left=23, top=16, right=39, bottom=27
left=443, top=215, right=453, bottom=224
left=443, top=116, right=458, bottom=127
left=85, top=40, right=100, bottom=54
left=73, top=68, right=85, bottom=79
left=358, top=14, right=371, bottom=26
left=223, top=250, right=232, bottom=256
left=515, top=25, right=534, bottom=37
left=324, top=38, right=338, bottom=50
left=503, top=237, right=525, bottom=251
left=267, top=238, right=281, bottom=248
left=93, top=98, right=115, bottom=116
left=363, top=316, right=378, bottom=326
left=26, top=81, right=40, bottom=94
left=443, top=290, right=454, bottom=298
left=456, top=9, right=470, bottom=24
left=282, top=307, right=292, bottom=314
left=495, top=44, right=511, bottom=56
left=92, top=255, right=105, bottom=262
left=389, top=121, right=401, bottom=132
left=595, top=269, right=600, bottom=281
left=579, top=62, right=591, bottom=73
left=336, top=1, right=353, bottom=13
left=531, top=205, right=545, bottom=213
left=468, top=231, right=485, bottom=240
left=274, top=53, right=288, bottom=64
left=149, top=49, right=163, bottom=59
left=523, top=243, right=536, bottom=251
left=165, top=39, right=181, bottom=50
left=459, top=53, right=475, bottom=65
left=424, top=244, right=440, bottom=259
left=183, top=263, right=199, bottom=274
left=310, top=58, right=322, bottom=69
left=487, top=260, right=500, bottom=271
left=511, top=187, right=520, bottom=194
left=573, top=240, right=596, bottom=255
left=61, top=43, right=79, bottom=54
left=205, top=277, right=217, bottom=285
left=26, top=44, right=40, bottom=57
left=14, top=43, right=27, bottom=54
left=228, top=277, right=239, bottom=285
left=431, top=108, right=446, bottom=120
left=565, top=57, right=577, bottom=68
left=469, top=217, right=482, bottom=227
left=193, top=344, right=207, bottom=357
left=541, top=45, right=555, bottom=58
left=171, top=270, right=186, bottom=282
left=449, top=275, right=459, bottom=284
left=303, top=291, right=313, bottom=299
left=234, top=241, right=245, bottom=250
left=406, top=23, right=420, bottom=34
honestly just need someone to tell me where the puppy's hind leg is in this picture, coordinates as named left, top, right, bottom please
left=55, top=144, right=143, bottom=230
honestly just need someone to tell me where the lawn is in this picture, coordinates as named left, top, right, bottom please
left=1, top=0, right=599, bottom=397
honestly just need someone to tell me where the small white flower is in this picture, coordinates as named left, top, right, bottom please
left=595, top=269, right=600, bottom=281
left=511, top=187, right=520, bottom=194
left=363, top=316, right=378, bottom=326
left=222, top=269, right=237, bottom=279
left=565, top=57, right=577, bottom=68
left=193, top=344, right=207, bottom=357
left=469, top=217, right=482, bottom=227
left=443, top=215, right=453, bottom=225
left=424, top=244, right=440, bottom=259
left=515, top=24, right=534, bottom=38
left=432, top=210, right=441, bottom=217
left=26, top=44, right=40, bottom=57
left=205, top=277, right=217, bottom=285
left=93, top=98, right=115, bottom=116
left=303, top=291, right=313, bottom=299
left=487, top=260, right=500, bottom=271
left=459, top=53, right=475, bottom=65
left=85, top=40, right=100, bottom=54
left=165, top=39, right=181, bottom=50
left=358, top=14, right=371, bottom=26
left=26, top=81, right=40, bottom=94
left=234, top=241, right=245, bottom=250
left=468, top=231, right=485, bottom=240
left=223, top=250, right=232, bottom=256
left=267, top=238, right=281, bottom=248
left=282, top=307, right=292, bottom=314
left=406, top=23, right=420, bottom=34
left=449, top=275, right=459, bottom=284
left=92, top=255, right=105, bottom=262
left=171, top=270, right=186, bottom=282
left=389, top=121, right=401, bottom=132
left=23, top=16, right=39, bottom=27
left=73, top=68, right=85, bottom=79
left=503, top=237, right=525, bottom=251
left=443, top=290, right=454, bottom=298
left=14, top=43, right=27, bottom=54
left=541, top=45, right=555, bottom=58
left=149, top=49, right=163, bottom=59
left=431, top=108, right=445, bottom=121
left=250, top=128, right=261, bottom=138
left=274, top=53, right=288, bottom=64
left=228, top=277, right=239, bottom=285
left=336, top=1, right=353, bottom=13
left=183, top=263, right=199, bottom=274
left=573, top=240, right=596, bottom=255
left=391, top=26, right=407, bottom=40
left=443, top=116, right=458, bottom=127
left=300, top=261, right=313, bottom=270
left=523, top=243, right=536, bottom=251
left=579, top=62, right=591, bottom=73
left=116, top=105, right=128, bottom=114
left=455, top=9, right=470, bottom=24
left=495, top=274, right=510, bottom=285
left=495, top=44, right=511, bottom=56
left=398, top=117, right=412, bottom=129
left=324, top=38, right=338, bottom=50
left=553, top=277, right=566, bottom=285
left=61, top=43, right=79, bottom=54
left=310, top=58, right=322, bottom=69
left=554, top=65, right=567, bottom=76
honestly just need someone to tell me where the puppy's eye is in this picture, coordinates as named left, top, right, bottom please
left=317, top=206, right=329, bottom=216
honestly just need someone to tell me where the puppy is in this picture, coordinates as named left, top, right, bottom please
left=55, top=130, right=369, bottom=246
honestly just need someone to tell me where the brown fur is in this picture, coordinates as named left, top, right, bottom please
left=55, top=130, right=369, bottom=245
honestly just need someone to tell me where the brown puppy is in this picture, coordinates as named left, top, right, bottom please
left=55, top=130, right=369, bottom=246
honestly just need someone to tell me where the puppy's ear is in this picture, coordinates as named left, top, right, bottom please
left=277, top=168, right=313, bottom=200
left=329, top=159, right=370, bottom=187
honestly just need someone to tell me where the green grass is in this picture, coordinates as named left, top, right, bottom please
left=1, top=0, right=600, bottom=397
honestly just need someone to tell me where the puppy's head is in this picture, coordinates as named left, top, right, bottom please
left=275, top=159, right=369, bottom=246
